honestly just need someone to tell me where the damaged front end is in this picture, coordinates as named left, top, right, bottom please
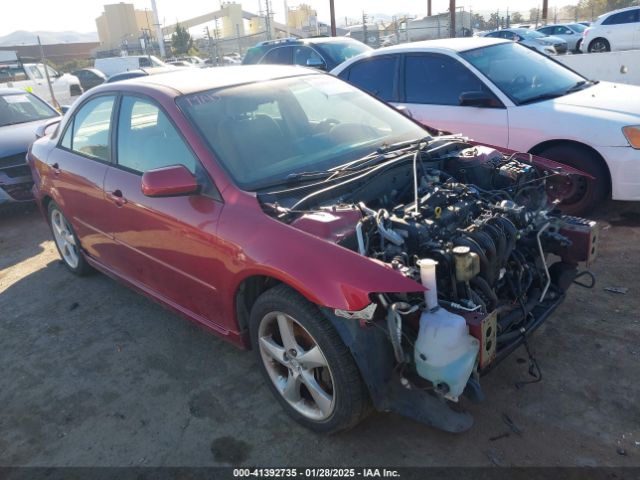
left=260, top=136, right=598, bottom=432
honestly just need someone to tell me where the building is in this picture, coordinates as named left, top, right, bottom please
left=287, top=4, right=317, bottom=34
left=220, top=2, right=245, bottom=39
left=0, top=42, right=100, bottom=65
left=96, top=2, right=156, bottom=52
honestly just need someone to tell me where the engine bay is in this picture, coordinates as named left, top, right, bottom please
left=260, top=136, right=598, bottom=402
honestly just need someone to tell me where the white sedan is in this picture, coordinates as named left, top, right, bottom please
left=331, top=37, right=640, bottom=214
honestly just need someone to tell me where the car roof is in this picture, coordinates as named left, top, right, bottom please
left=372, top=37, right=508, bottom=55
left=112, top=65, right=318, bottom=95
left=0, top=87, right=30, bottom=95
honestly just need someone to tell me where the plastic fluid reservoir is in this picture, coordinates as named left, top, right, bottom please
left=414, top=258, right=479, bottom=401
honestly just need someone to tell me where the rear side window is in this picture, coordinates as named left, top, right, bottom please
left=602, top=9, right=638, bottom=25
left=344, top=56, right=397, bottom=102
left=63, top=95, right=115, bottom=161
left=538, top=27, right=552, bottom=35
left=404, top=54, right=489, bottom=106
left=260, top=47, right=293, bottom=65
left=116, top=96, right=198, bottom=174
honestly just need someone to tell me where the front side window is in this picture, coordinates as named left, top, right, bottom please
left=28, top=65, right=43, bottom=80
left=0, top=92, right=58, bottom=127
left=139, top=57, right=152, bottom=67
left=117, top=96, right=198, bottom=174
left=177, top=74, right=426, bottom=190
left=404, top=54, right=490, bottom=106
left=64, top=95, right=115, bottom=161
left=260, top=47, right=293, bottom=65
left=293, top=46, right=324, bottom=67
left=345, top=56, right=397, bottom=102
left=460, top=42, right=587, bottom=105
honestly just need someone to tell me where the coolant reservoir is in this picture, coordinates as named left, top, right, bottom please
left=414, top=258, right=479, bottom=402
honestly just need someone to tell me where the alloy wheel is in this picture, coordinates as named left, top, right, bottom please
left=257, top=311, right=335, bottom=421
left=51, top=209, right=80, bottom=269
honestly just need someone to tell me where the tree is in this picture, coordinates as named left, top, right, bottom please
left=578, top=0, right=638, bottom=19
left=171, top=23, right=193, bottom=56
left=510, top=12, right=524, bottom=24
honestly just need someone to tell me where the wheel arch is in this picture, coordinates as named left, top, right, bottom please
left=528, top=139, right=612, bottom=193
left=234, top=274, right=284, bottom=344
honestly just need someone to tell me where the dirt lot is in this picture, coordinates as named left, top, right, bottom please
left=0, top=201, right=639, bottom=467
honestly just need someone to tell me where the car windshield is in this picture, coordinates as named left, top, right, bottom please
left=0, top=92, right=58, bottom=127
left=313, top=40, right=372, bottom=68
left=460, top=42, right=587, bottom=105
left=178, top=74, right=426, bottom=190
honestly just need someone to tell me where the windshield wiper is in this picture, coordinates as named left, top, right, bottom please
left=565, top=79, right=597, bottom=94
left=328, top=135, right=432, bottom=175
left=520, top=80, right=598, bottom=105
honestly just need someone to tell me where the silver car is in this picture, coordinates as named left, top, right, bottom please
left=537, top=23, right=588, bottom=52
left=482, top=28, right=568, bottom=55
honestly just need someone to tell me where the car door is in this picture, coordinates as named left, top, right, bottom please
left=48, top=94, right=118, bottom=262
left=397, top=53, right=508, bottom=146
left=601, top=9, right=638, bottom=50
left=101, top=94, right=227, bottom=328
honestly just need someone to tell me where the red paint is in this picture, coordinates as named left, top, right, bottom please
left=141, top=165, right=199, bottom=197
left=28, top=78, right=425, bottom=350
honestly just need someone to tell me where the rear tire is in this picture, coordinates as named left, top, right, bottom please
left=249, top=284, right=370, bottom=433
left=588, top=38, right=610, bottom=53
left=575, top=39, right=582, bottom=53
left=48, top=201, right=90, bottom=275
left=537, top=144, right=609, bottom=216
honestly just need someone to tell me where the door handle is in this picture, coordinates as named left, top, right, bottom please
left=51, top=162, right=61, bottom=175
left=108, top=189, right=127, bottom=207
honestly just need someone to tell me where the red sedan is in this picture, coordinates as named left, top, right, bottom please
left=28, top=66, right=597, bottom=433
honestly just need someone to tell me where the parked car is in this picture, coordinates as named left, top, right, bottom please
left=481, top=28, right=568, bottom=55
left=580, top=6, right=640, bottom=52
left=242, top=36, right=372, bottom=71
left=28, top=66, right=597, bottom=433
left=94, top=55, right=167, bottom=77
left=71, top=68, right=107, bottom=91
left=105, top=66, right=179, bottom=83
left=332, top=37, right=640, bottom=213
left=0, top=51, right=82, bottom=106
left=0, top=88, right=60, bottom=206
left=537, top=23, right=588, bottom=52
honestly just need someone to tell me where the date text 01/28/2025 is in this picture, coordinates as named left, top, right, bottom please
left=233, top=468, right=401, bottom=478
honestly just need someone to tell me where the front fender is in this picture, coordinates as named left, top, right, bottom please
left=219, top=193, right=425, bottom=312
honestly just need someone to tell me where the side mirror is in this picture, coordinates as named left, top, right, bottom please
left=141, top=165, right=199, bottom=197
left=306, top=57, right=327, bottom=70
left=60, top=105, right=71, bottom=114
left=459, top=91, right=497, bottom=108
left=35, top=118, right=62, bottom=139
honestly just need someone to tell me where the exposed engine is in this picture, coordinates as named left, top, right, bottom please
left=262, top=137, right=598, bottom=403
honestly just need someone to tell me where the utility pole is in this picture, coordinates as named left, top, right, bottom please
left=37, top=36, right=58, bottom=110
left=150, top=0, right=165, bottom=58
left=427, top=0, right=432, bottom=17
left=284, top=0, right=290, bottom=37
left=496, top=9, right=499, bottom=30
left=236, top=24, right=242, bottom=55
left=542, top=0, right=549, bottom=25
left=449, top=0, right=456, bottom=38
left=329, top=0, right=336, bottom=36
left=264, top=0, right=273, bottom=40
left=506, top=7, right=510, bottom=28
left=362, top=11, right=368, bottom=46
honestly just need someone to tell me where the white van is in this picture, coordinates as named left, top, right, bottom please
left=94, top=55, right=168, bottom=77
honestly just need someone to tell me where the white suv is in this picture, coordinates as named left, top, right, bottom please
left=580, top=6, right=640, bottom=52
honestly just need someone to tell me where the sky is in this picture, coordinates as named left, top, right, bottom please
left=0, top=0, right=559, bottom=37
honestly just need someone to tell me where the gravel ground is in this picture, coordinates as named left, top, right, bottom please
left=0, top=201, right=639, bottom=467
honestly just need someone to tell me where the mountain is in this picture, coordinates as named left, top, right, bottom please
left=0, top=30, right=98, bottom=46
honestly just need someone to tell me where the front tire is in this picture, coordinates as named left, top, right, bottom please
left=588, top=38, right=610, bottom=53
left=48, top=201, right=90, bottom=275
left=250, top=284, right=370, bottom=433
left=538, top=144, right=609, bottom=216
